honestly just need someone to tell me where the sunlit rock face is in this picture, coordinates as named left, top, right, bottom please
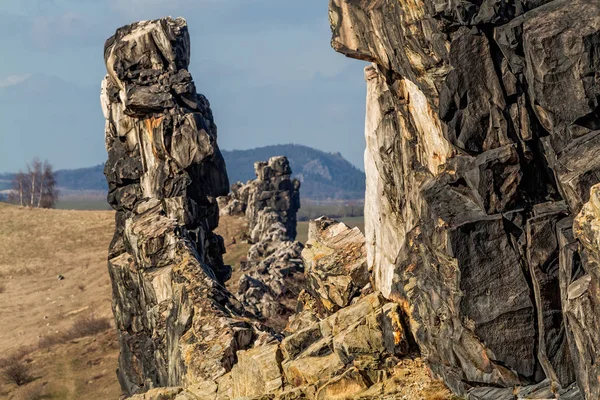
left=101, top=17, right=267, bottom=395
left=331, top=0, right=600, bottom=397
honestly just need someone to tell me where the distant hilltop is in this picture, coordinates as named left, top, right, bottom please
left=0, top=144, right=365, bottom=201
left=222, top=144, right=365, bottom=200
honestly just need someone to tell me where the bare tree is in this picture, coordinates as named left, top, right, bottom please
left=9, top=159, right=58, bottom=208
left=28, top=159, right=42, bottom=207
left=39, top=161, right=57, bottom=208
left=8, top=171, right=26, bottom=206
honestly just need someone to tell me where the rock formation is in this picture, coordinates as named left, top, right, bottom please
left=301, top=216, right=369, bottom=316
left=220, top=156, right=300, bottom=241
left=330, top=0, right=600, bottom=398
left=127, top=218, right=411, bottom=400
left=101, top=17, right=271, bottom=395
left=220, top=156, right=304, bottom=326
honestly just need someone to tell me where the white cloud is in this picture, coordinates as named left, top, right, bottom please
left=0, top=74, right=31, bottom=88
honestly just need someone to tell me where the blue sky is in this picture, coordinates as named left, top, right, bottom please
left=0, top=0, right=367, bottom=172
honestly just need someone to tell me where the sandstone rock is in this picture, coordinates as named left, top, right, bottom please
left=301, top=217, right=368, bottom=315
left=568, top=184, right=600, bottom=399
left=127, top=387, right=183, bottom=400
left=330, top=0, right=600, bottom=397
left=102, top=17, right=269, bottom=395
left=231, top=343, right=283, bottom=397
left=281, top=293, right=408, bottom=390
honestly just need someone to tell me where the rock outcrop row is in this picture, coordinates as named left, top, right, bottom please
left=219, top=156, right=300, bottom=240
left=330, top=0, right=600, bottom=398
left=219, top=157, right=304, bottom=326
left=101, top=18, right=273, bottom=395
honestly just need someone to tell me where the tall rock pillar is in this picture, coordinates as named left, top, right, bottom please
left=101, top=17, right=258, bottom=395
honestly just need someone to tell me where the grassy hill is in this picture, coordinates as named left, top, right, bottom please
left=0, top=203, right=119, bottom=399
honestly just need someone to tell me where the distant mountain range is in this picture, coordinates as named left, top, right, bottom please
left=0, top=145, right=365, bottom=201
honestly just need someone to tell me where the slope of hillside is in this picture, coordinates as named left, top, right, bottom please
left=0, top=203, right=120, bottom=399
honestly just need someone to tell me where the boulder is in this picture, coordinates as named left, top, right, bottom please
left=301, top=217, right=369, bottom=315
left=280, top=293, right=409, bottom=390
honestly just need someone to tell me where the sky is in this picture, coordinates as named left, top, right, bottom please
left=0, top=0, right=368, bottom=173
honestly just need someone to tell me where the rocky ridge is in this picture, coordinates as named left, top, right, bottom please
left=100, top=25, right=430, bottom=394
left=219, top=156, right=304, bottom=327
left=329, top=0, right=600, bottom=398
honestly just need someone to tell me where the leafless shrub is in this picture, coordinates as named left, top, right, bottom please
left=67, top=314, right=111, bottom=338
left=2, top=358, right=32, bottom=386
left=38, top=314, right=111, bottom=349
left=0, top=348, right=34, bottom=369
left=77, top=284, right=85, bottom=292
left=37, top=335, right=64, bottom=349
left=11, top=381, right=45, bottom=400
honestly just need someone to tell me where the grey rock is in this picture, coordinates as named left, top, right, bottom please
left=218, top=157, right=304, bottom=327
left=219, top=156, right=300, bottom=241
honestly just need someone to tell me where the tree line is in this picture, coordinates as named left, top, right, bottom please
left=8, top=159, right=58, bottom=208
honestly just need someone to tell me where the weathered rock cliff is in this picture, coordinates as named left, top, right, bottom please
left=101, top=17, right=270, bottom=395
left=330, top=0, right=600, bottom=398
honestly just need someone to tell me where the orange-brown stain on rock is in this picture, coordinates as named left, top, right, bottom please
left=144, top=116, right=164, bottom=158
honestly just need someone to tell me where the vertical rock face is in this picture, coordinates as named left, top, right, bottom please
left=330, top=0, right=600, bottom=397
left=102, top=17, right=264, bottom=395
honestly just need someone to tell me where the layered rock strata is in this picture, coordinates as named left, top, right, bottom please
left=330, top=0, right=599, bottom=398
left=102, top=17, right=270, bottom=395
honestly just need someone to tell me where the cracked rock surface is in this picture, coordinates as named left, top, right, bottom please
left=330, top=0, right=600, bottom=398
left=220, top=156, right=304, bottom=328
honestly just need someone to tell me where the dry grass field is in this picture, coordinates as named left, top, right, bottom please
left=0, top=203, right=120, bottom=400
left=0, top=203, right=453, bottom=400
